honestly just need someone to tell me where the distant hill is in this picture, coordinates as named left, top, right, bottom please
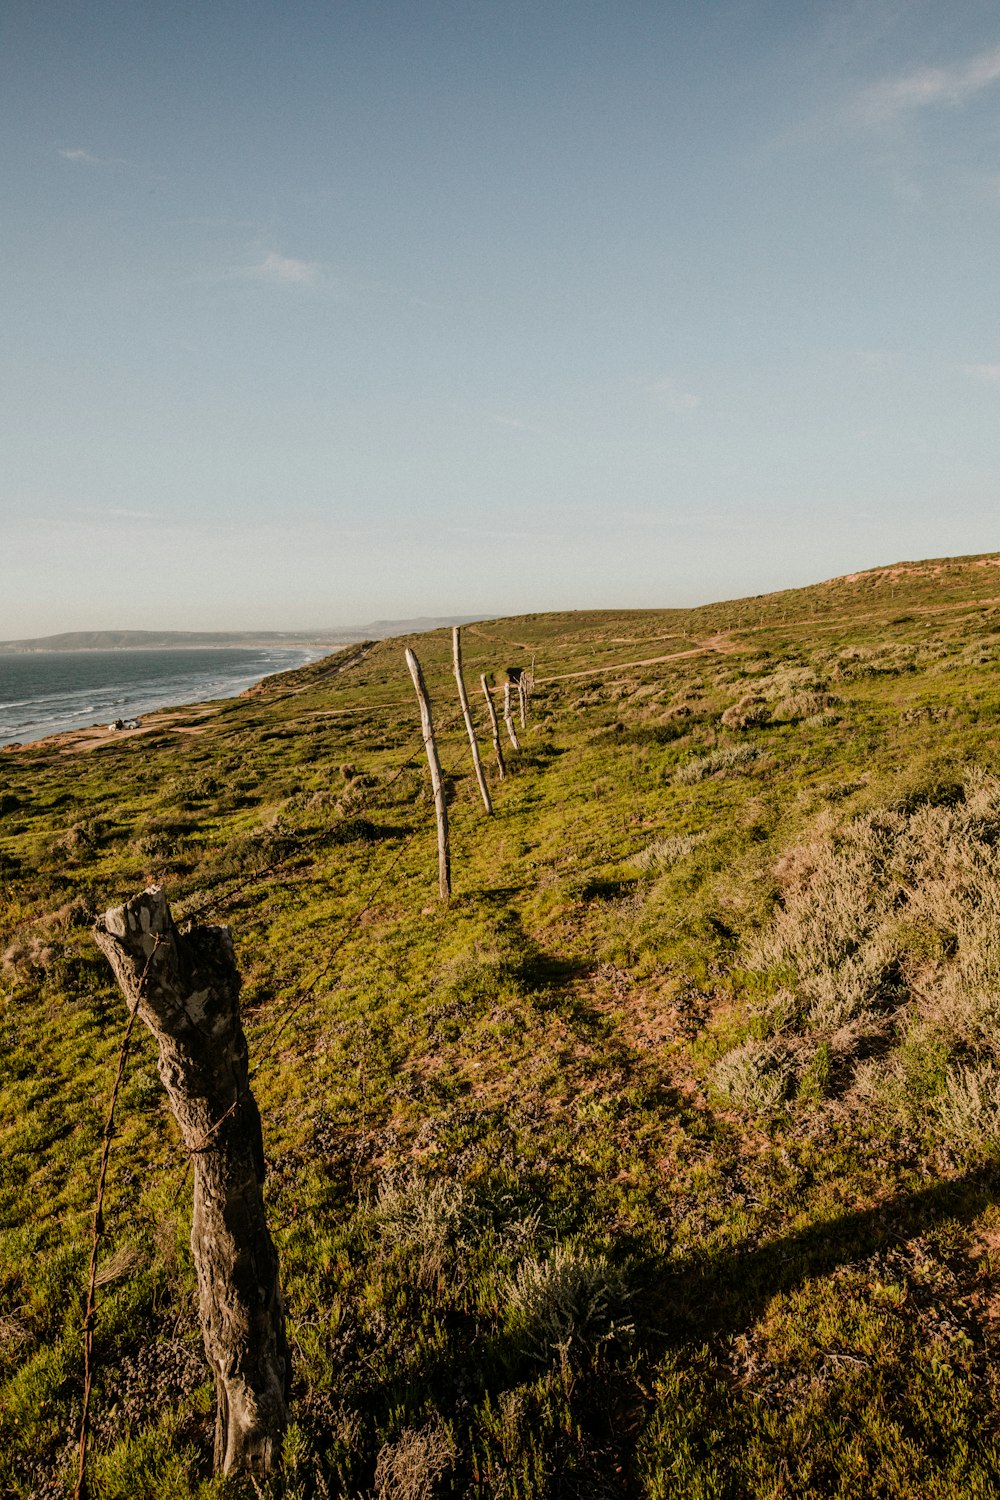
left=0, top=618, right=485, bottom=652
left=356, top=616, right=484, bottom=637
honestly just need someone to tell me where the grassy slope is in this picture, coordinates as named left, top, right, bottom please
left=4, top=553, right=1000, bottom=1496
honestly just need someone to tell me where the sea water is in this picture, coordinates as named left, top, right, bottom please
left=0, top=647, right=325, bottom=748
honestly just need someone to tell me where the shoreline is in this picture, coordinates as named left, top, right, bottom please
left=5, top=703, right=225, bottom=756
left=0, top=645, right=336, bottom=754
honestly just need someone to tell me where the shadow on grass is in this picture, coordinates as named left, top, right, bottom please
left=513, top=744, right=569, bottom=771
left=521, top=948, right=590, bottom=992
left=579, top=876, right=640, bottom=902
left=639, top=1162, right=1000, bottom=1349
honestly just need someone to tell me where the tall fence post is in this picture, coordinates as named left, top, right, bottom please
left=405, top=647, right=451, bottom=900
left=452, top=627, right=493, bottom=815
left=480, top=673, right=506, bottom=781
left=93, top=888, right=290, bottom=1477
left=503, top=681, right=521, bottom=751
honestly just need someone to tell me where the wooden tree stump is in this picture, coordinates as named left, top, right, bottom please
left=93, top=888, right=290, bottom=1476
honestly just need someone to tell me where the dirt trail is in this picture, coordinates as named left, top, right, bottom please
left=465, top=625, right=535, bottom=652
left=539, top=633, right=735, bottom=683
left=307, top=703, right=401, bottom=718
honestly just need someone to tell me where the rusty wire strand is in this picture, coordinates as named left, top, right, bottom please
left=172, top=698, right=476, bottom=929
left=78, top=653, right=519, bottom=1477
left=165, top=800, right=438, bottom=1206
left=161, top=713, right=492, bottom=1203
left=75, top=935, right=161, bottom=1500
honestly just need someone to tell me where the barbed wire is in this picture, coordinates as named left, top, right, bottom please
left=75, top=936, right=161, bottom=1500
left=69, top=644, right=530, bottom=1491
left=148, top=692, right=507, bottom=1218
left=162, top=718, right=494, bottom=1178
left=165, top=805, right=437, bottom=1206
left=171, top=695, right=481, bottom=929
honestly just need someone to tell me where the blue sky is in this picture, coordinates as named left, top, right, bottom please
left=3, top=1, right=999, bottom=633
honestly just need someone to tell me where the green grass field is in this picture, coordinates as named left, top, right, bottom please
left=5, top=551, right=1000, bottom=1497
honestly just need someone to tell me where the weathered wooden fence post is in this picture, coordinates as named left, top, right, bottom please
left=93, top=888, right=289, bottom=1477
left=480, top=673, right=506, bottom=780
left=506, top=666, right=527, bottom=730
left=405, top=647, right=451, bottom=899
left=503, top=681, right=520, bottom=751
left=452, top=627, right=493, bottom=815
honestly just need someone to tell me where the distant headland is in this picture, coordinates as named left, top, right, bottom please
left=0, top=618, right=483, bottom=653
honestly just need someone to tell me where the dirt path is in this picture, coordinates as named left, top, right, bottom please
left=465, top=625, right=535, bottom=652
left=539, top=633, right=735, bottom=683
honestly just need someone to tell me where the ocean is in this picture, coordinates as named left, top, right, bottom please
left=0, top=646, right=325, bottom=748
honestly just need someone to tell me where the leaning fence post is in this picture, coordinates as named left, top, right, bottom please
left=453, top=627, right=493, bottom=815
left=503, top=681, right=521, bottom=751
left=93, top=888, right=289, bottom=1477
left=480, top=673, right=506, bottom=780
left=405, top=647, right=451, bottom=899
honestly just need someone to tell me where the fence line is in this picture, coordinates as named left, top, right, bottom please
left=72, top=642, right=531, bottom=1491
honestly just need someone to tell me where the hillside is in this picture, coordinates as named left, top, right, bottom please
left=4, top=552, right=1000, bottom=1497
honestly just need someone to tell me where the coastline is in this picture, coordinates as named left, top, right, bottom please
left=4, top=702, right=224, bottom=756
left=0, top=645, right=334, bottom=753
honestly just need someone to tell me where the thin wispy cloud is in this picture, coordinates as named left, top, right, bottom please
left=857, top=45, right=1000, bottom=125
left=58, top=147, right=104, bottom=165
left=647, top=377, right=700, bottom=417
left=242, top=251, right=320, bottom=286
left=490, top=414, right=558, bottom=440
left=965, top=363, right=1000, bottom=383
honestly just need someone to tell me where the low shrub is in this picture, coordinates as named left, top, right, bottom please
left=503, top=1243, right=631, bottom=1361
left=374, top=1418, right=456, bottom=1500
left=720, top=695, right=770, bottom=730
left=937, top=1062, right=1000, bottom=1155
left=676, top=745, right=759, bottom=784
left=630, top=832, right=706, bottom=872
left=711, top=1038, right=794, bottom=1112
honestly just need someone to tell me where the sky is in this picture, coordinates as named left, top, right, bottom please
left=2, top=0, right=999, bottom=634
